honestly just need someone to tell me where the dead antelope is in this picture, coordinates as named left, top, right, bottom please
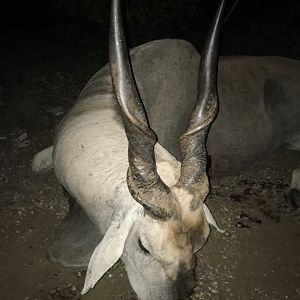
left=32, top=0, right=300, bottom=298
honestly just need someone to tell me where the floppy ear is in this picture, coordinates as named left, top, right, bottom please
left=81, top=205, right=143, bottom=294
left=203, top=203, right=225, bottom=233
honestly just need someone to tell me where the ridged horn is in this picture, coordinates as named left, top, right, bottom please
left=177, top=0, right=226, bottom=188
left=109, top=0, right=177, bottom=220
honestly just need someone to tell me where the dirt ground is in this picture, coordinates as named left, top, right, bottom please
left=1, top=42, right=300, bottom=300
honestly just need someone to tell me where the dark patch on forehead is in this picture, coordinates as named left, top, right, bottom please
left=175, top=261, right=197, bottom=299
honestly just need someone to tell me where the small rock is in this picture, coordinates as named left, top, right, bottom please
left=71, top=285, right=77, bottom=292
left=0, top=173, right=8, bottom=184
left=14, top=132, right=31, bottom=148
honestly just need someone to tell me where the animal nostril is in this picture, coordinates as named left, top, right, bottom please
left=178, top=257, right=196, bottom=274
left=175, top=263, right=196, bottom=299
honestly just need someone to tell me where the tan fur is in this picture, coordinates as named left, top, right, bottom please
left=139, top=185, right=210, bottom=280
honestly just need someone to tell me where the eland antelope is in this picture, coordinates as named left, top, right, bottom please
left=32, top=0, right=300, bottom=298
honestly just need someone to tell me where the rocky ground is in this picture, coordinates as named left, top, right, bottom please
left=0, top=41, right=300, bottom=300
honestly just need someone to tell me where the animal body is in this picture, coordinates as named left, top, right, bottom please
left=32, top=0, right=300, bottom=299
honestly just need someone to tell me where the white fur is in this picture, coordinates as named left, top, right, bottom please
left=32, top=97, right=223, bottom=298
left=32, top=61, right=223, bottom=300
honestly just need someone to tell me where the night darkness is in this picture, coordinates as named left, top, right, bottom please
left=1, top=0, right=300, bottom=299
left=1, top=0, right=300, bottom=55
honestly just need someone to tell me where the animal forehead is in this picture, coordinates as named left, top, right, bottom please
left=143, top=204, right=205, bottom=244
left=139, top=204, right=207, bottom=272
left=172, top=207, right=206, bottom=237
left=171, top=187, right=206, bottom=226
left=140, top=213, right=203, bottom=271
left=140, top=188, right=207, bottom=249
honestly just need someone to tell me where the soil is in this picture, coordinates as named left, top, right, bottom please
left=1, top=41, right=300, bottom=300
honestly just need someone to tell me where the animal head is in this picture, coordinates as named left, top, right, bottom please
left=82, top=0, right=226, bottom=298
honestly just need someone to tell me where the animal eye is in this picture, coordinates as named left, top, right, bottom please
left=138, top=238, right=150, bottom=255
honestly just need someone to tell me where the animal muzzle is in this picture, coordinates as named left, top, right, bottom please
left=165, top=255, right=196, bottom=281
left=174, top=261, right=197, bottom=299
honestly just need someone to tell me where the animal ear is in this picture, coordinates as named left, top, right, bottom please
left=81, top=205, right=143, bottom=294
left=203, top=203, right=225, bottom=233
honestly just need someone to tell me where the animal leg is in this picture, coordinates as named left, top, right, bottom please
left=47, top=194, right=102, bottom=270
left=287, top=134, right=300, bottom=208
left=31, top=146, right=54, bottom=172
left=32, top=148, right=101, bottom=268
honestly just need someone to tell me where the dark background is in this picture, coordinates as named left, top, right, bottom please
left=1, top=0, right=300, bottom=58
left=0, top=0, right=299, bottom=130
left=1, top=0, right=300, bottom=130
